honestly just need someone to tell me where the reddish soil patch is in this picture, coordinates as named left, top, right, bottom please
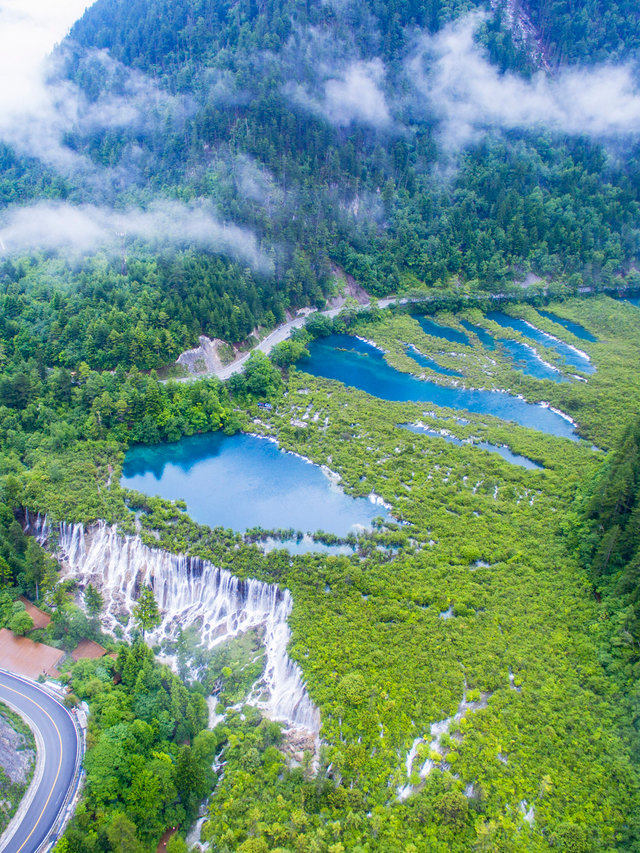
left=0, top=628, right=63, bottom=679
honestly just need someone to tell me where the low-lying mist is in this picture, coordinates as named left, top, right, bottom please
left=0, top=200, right=272, bottom=271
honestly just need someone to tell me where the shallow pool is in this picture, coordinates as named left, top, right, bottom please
left=400, top=424, right=543, bottom=470
left=413, top=315, right=471, bottom=346
left=536, top=310, right=598, bottom=343
left=487, top=312, right=594, bottom=375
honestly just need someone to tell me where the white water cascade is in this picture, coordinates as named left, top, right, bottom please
left=26, top=514, right=320, bottom=735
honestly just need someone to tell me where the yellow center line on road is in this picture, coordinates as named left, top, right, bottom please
left=0, top=681, right=69, bottom=853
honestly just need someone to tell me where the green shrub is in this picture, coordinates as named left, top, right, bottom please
left=9, top=611, right=33, bottom=636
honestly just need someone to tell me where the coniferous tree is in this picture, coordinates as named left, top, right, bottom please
left=84, top=584, right=104, bottom=621
left=133, top=584, right=161, bottom=641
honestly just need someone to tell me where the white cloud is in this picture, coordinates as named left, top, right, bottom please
left=0, top=0, right=107, bottom=174
left=0, top=0, right=190, bottom=185
left=0, top=43, right=190, bottom=183
left=231, top=155, right=281, bottom=205
left=324, top=60, right=391, bottom=126
left=411, top=14, right=640, bottom=149
left=0, top=201, right=272, bottom=271
left=0, top=0, right=92, bottom=129
left=290, top=59, right=391, bottom=128
left=0, top=4, right=272, bottom=270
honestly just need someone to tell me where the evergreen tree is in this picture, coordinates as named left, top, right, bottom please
left=9, top=610, right=33, bottom=636
left=84, top=584, right=104, bottom=621
left=0, top=557, right=12, bottom=588
left=133, top=584, right=161, bottom=641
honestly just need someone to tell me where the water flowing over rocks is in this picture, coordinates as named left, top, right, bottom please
left=26, top=514, right=320, bottom=736
left=397, top=689, right=491, bottom=801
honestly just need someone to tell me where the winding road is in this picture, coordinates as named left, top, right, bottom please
left=0, top=672, right=79, bottom=853
left=178, top=294, right=432, bottom=383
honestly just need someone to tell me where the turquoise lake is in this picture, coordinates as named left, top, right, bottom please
left=487, top=312, right=595, bottom=375
left=415, top=312, right=590, bottom=380
left=260, top=535, right=356, bottom=556
left=303, top=335, right=578, bottom=439
left=497, top=337, right=568, bottom=382
left=414, top=315, right=471, bottom=346
left=459, top=319, right=497, bottom=350
left=400, top=424, right=543, bottom=470
left=121, top=432, right=390, bottom=537
left=122, top=324, right=588, bottom=545
left=536, top=310, right=598, bottom=343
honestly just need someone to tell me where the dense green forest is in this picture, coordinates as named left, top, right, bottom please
left=2, top=0, right=640, bottom=849
left=0, top=295, right=638, bottom=851
left=525, top=0, right=640, bottom=64
left=62, top=645, right=213, bottom=851
left=0, top=253, right=292, bottom=366
left=1, top=0, right=640, bottom=375
left=572, top=414, right=640, bottom=648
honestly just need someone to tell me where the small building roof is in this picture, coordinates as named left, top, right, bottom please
left=0, top=628, right=63, bottom=679
left=18, top=596, right=51, bottom=630
left=71, top=639, right=108, bottom=661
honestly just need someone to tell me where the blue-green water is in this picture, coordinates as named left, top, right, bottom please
left=260, top=535, right=356, bottom=556
left=406, top=345, right=463, bottom=377
left=460, top=317, right=572, bottom=381
left=414, top=315, right=471, bottom=346
left=303, top=335, right=578, bottom=439
left=487, top=312, right=594, bottom=375
left=484, top=313, right=567, bottom=382
left=459, top=320, right=497, bottom=350
left=400, top=424, right=543, bottom=470
left=121, top=432, right=391, bottom=536
left=626, top=297, right=640, bottom=308
left=536, top=310, right=598, bottom=343
left=499, top=337, right=568, bottom=382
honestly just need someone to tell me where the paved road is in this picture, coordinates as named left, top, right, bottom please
left=174, top=294, right=432, bottom=383
left=213, top=296, right=438, bottom=379
left=215, top=311, right=314, bottom=380
left=194, top=301, right=377, bottom=382
left=0, top=672, right=79, bottom=853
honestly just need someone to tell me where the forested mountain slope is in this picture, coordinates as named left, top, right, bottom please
left=1, top=0, right=640, bottom=377
left=61, top=0, right=640, bottom=298
left=526, top=0, right=640, bottom=64
left=3, top=1, right=640, bottom=848
left=576, top=415, right=640, bottom=636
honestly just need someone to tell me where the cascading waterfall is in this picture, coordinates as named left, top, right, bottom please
left=25, top=512, right=320, bottom=735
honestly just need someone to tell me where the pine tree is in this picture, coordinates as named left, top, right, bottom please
left=0, top=557, right=12, bottom=588
left=133, top=584, right=161, bottom=641
left=84, top=584, right=104, bottom=620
